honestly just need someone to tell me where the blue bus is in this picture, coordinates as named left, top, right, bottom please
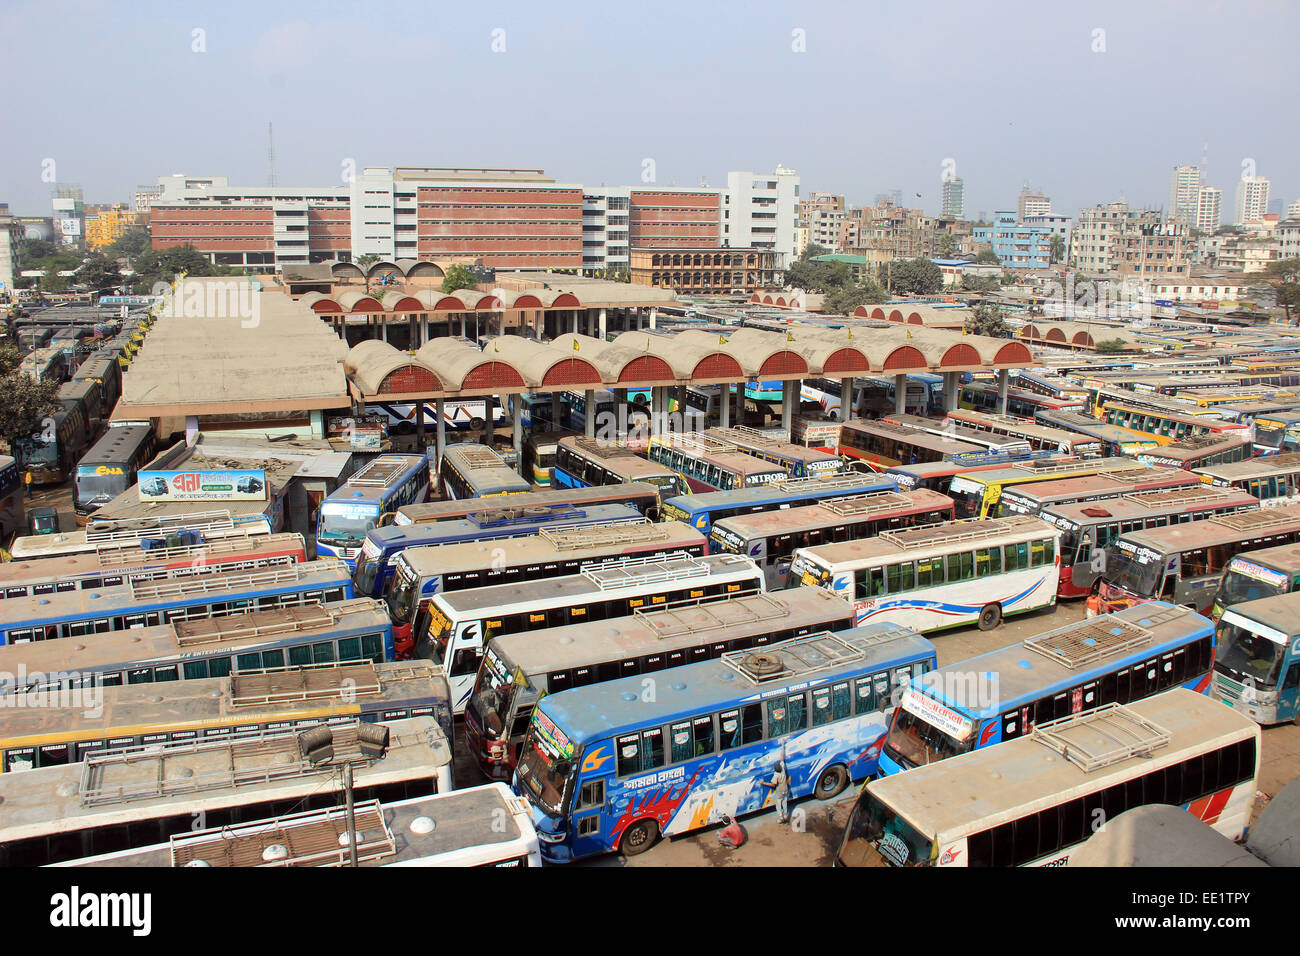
left=512, top=624, right=937, bottom=862
left=877, top=601, right=1215, bottom=777
left=352, top=502, right=645, bottom=601
left=0, top=560, right=355, bottom=646
left=660, top=472, right=898, bottom=536
left=316, top=454, right=430, bottom=569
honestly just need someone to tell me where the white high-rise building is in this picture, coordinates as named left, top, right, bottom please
left=1168, top=165, right=1202, bottom=227
left=1287, top=198, right=1300, bottom=220
left=724, top=166, right=800, bottom=263
left=1235, top=176, right=1271, bottom=225
left=941, top=177, right=965, bottom=219
left=1196, top=187, right=1222, bottom=234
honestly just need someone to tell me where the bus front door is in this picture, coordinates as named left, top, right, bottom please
left=1279, top=660, right=1300, bottom=723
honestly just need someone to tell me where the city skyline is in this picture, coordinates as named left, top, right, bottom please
left=1, top=0, right=1295, bottom=220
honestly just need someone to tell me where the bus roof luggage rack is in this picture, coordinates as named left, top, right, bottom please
left=1023, top=457, right=1143, bottom=475
left=129, top=562, right=318, bottom=602
left=1121, top=487, right=1231, bottom=509
left=85, top=510, right=235, bottom=544
left=1031, top=703, right=1171, bottom=773
left=348, top=455, right=413, bottom=488
left=665, top=433, right=738, bottom=455
left=820, top=491, right=912, bottom=517
left=174, top=599, right=377, bottom=647
left=541, top=518, right=666, bottom=550
left=94, top=530, right=264, bottom=567
left=1166, top=433, right=1236, bottom=450
left=1021, top=604, right=1187, bottom=669
left=877, top=515, right=1035, bottom=549
left=78, top=721, right=379, bottom=808
left=721, top=627, right=913, bottom=684
left=771, top=473, right=874, bottom=495
left=635, top=591, right=788, bottom=639
left=229, top=661, right=382, bottom=707
left=170, top=799, right=395, bottom=867
left=710, top=425, right=778, bottom=446
left=1264, top=451, right=1300, bottom=467
left=469, top=504, right=585, bottom=528
left=582, top=553, right=736, bottom=590
left=1214, top=508, right=1300, bottom=532
left=448, top=446, right=504, bottom=470
left=573, top=436, right=638, bottom=459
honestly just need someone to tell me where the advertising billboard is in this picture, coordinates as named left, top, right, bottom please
left=137, top=469, right=268, bottom=502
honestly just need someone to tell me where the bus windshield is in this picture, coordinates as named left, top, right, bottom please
left=1216, top=621, right=1288, bottom=689
left=841, top=792, right=934, bottom=867
left=1217, top=564, right=1290, bottom=608
left=75, top=470, right=127, bottom=501
left=645, top=474, right=687, bottom=497
left=515, top=719, right=576, bottom=817
left=884, top=707, right=972, bottom=768
left=1106, top=546, right=1164, bottom=599
left=425, top=602, right=454, bottom=667
left=947, top=476, right=984, bottom=519
left=468, top=649, right=517, bottom=738
left=318, top=502, right=380, bottom=544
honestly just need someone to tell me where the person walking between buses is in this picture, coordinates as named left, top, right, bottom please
left=768, top=762, right=791, bottom=824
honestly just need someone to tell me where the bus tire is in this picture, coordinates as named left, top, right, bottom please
left=978, top=603, right=1002, bottom=631
left=814, top=764, right=850, bottom=800
left=620, top=819, right=660, bottom=856
left=469, top=416, right=486, bottom=430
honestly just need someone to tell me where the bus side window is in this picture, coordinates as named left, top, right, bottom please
left=854, top=677, right=874, bottom=713
left=641, top=728, right=665, bottom=771
left=616, top=733, right=641, bottom=776
left=975, top=548, right=991, bottom=578
left=868, top=567, right=886, bottom=597
left=811, top=687, right=833, bottom=727
left=577, top=779, right=604, bottom=810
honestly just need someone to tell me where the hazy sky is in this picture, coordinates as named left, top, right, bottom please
left=2, top=0, right=1294, bottom=218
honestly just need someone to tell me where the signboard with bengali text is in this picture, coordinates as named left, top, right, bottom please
left=137, top=469, right=267, bottom=502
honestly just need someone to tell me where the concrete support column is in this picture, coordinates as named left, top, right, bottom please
left=894, top=374, right=907, bottom=415
left=415, top=398, right=426, bottom=450
left=649, top=307, right=658, bottom=331
left=585, top=390, right=597, bottom=438
left=380, top=318, right=388, bottom=344
left=997, top=369, right=1010, bottom=415
left=185, top=415, right=200, bottom=445
left=781, top=382, right=796, bottom=438
left=734, top=380, right=744, bottom=426
left=551, top=392, right=563, bottom=430
left=435, top=398, right=446, bottom=483
left=840, top=378, right=854, bottom=421
left=572, top=311, right=579, bottom=335
left=675, top=385, right=687, bottom=429
left=310, top=409, right=325, bottom=440
left=513, top=394, right=524, bottom=476
left=719, top=383, right=731, bottom=429
left=599, top=308, right=607, bottom=341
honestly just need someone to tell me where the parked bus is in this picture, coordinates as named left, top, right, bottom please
left=1251, top=411, right=1300, bottom=456
left=959, top=383, right=1085, bottom=418
left=71, top=424, right=159, bottom=523
left=316, top=454, right=430, bottom=569
left=422, top=552, right=764, bottom=712
left=1212, top=592, right=1300, bottom=725
left=13, top=404, right=89, bottom=486
left=357, top=502, right=643, bottom=615
left=0, top=660, right=451, bottom=773
left=564, top=388, right=650, bottom=436
left=57, top=378, right=102, bottom=437
left=1097, top=399, right=1248, bottom=445
left=660, top=472, right=898, bottom=535
left=646, top=433, right=788, bottom=492
left=63, top=782, right=541, bottom=868
left=946, top=457, right=1153, bottom=520
left=0, top=599, right=394, bottom=693
left=1211, top=542, right=1300, bottom=621
left=1043, top=485, right=1260, bottom=599
left=877, top=602, right=1215, bottom=778
left=838, top=689, right=1258, bottom=867
left=1099, top=503, right=1300, bottom=614
left=554, top=435, right=686, bottom=504
left=1033, top=409, right=1161, bottom=457
left=523, top=430, right=575, bottom=487
left=0, top=456, right=22, bottom=545
left=991, top=466, right=1203, bottom=519
left=438, top=444, right=529, bottom=502
left=1195, top=453, right=1300, bottom=507
left=394, top=481, right=660, bottom=526
left=882, top=448, right=1068, bottom=497
left=1135, top=433, right=1250, bottom=471
left=792, top=514, right=1059, bottom=632
left=513, top=624, right=936, bottom=862
left=8, top=510, right=271, bottom=562
left=881, top=413, right=1034, bottom=458
left=466, top=587, right=859, bottom=780
left=0, top=559, right=354, bottom=647
left=710, top=490, right=954, bottom=589
left=943, top=409, right=1102, bottom=458
left=392, top=520, right=708, bottom=654
left=71, top=356, right=122, bottom=415
left=703, top=426, right=842, bottom=479
left=1012, top=371, right=1089, bottom=405
left=838, top=420, right=986, bottom=469
left=0, top=715, right=452, bottom=867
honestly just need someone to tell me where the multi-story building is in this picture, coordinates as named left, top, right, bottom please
left=1071, top=202, right=1189, bottom=278
left=134, top=185, right=163, bottom=215
left=629, top=247, right=783, bottom=294
left=0, top=205, right=19, bottom=300
left=84, top=204, right=145, bottom=250
left=1288, top=199, right=1300, bottom=220
left=723, top=166, right=800, bottom=263
left=1196, top=187, right=1222, bottom=234
left=1278, top=220, right=1300, bottom=264
left=1236, top=176, right=1271, bottom=226
left=1017, top=187, right=1051, bottom=223
left=1023, top=214, right=1071, bottom=261
left=51, top=187, right=84, bottom=247
left=1167, top=165, right=1202, bottom=227
left=941, top=177, right=965, bottom=219
left=973, top=212, right=1052, bottom=269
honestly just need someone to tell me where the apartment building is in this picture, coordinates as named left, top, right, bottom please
left=1071, top=202, right=1187, bottom=277
left=1017, top=187, right=1051, bottom=223
left=1196, top=187, right=1222, bottom=234
left=973, top=212, right=1052, bottom=269
left=941, top=177, right=965, bottom=219
left=1236, top=176, right=1271, bottom=226
left=1168, top=165, right=1202, bottom=227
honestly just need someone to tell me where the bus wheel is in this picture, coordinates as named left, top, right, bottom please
left=977, top=603, right=1002, bottom=631
left=620, top=819, right=660, bottom=856
left=469, top=416, right=485, bottom=430
left=814, top=764, right=849, bottom=799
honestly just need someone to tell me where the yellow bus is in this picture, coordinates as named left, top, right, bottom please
left=1096, top=400, right=1248, bottom=445
left=945, top=457, right=1152, bottom=519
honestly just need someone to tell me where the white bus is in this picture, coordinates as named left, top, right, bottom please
left=419, top=552, right=764, bottom=712
left=59, top=783, right=540, bottom=868
left=8, top=511, right=272, bottom=562
left=791, top=515, right=1059, bottom=632
left=837, top=689, right=1260, bottom=867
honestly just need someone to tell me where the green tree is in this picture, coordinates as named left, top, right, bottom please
left=888, top=258, right=943, bottom=296
left=961, top=273, right=1001, bottom=293
left=825, top=280, right=888, bottom=315
left=936, top=234, right=957, bottom=259
left=355, top=254, right=380, bottom=268
left=784, top=258, right=852, bottom=294
left=974, top=249, right=1001, bottom=266
left=0, top=344, right=60, bottom=454
left=1049, top=234, right=1065, bottom=264
left=963, top=303, right=1012, bottom=338
left=104, top=229, right=151, bottom=261
left=799, top=243, right=830, bottom=262
left=441, top=264, right=479, bottom=294
left=1263, top=258, right=1300, bottom=324
left=79, top=253, right=123, bottom=294
left=127, top=244, right=240, bottom=294
left=1094, top=338, right=1128, bottom=353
